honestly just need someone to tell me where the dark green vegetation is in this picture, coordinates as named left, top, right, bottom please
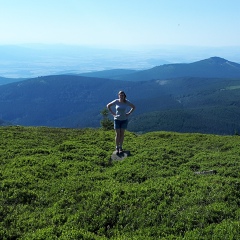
left=1, top=126, right=240, bottom=239
left=100, top=108, right=114, bottom=130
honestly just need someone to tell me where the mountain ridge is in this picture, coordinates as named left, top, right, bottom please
left=1, top=56, right=240, bottom=134
left=107, top=57, right=240, bottom=81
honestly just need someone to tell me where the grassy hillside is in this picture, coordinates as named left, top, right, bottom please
left=128, top=106, right=240, bottom=135
left=129, top=77, right=240, bottom=135
left=1, top=126, right=240, bottom=239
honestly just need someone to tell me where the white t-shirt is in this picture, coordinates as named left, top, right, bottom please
left=111, top=99, right=132, bottom=121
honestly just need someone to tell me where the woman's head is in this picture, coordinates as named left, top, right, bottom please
left=118, top=91, right=126, bottom=102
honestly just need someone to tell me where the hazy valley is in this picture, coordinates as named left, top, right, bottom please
left=1, top=44, right=240, bottom=78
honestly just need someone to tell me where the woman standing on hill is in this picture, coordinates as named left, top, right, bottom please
left=107, top=90, right=135, bottom=154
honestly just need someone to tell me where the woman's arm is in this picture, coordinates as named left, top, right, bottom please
left=106, top=100, right=116, bottom=116
left=126, top=102, right=135, bottom=116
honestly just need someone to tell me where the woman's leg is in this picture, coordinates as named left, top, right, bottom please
left=115, top=129, right=121, bottom=148
left=119, top=128, right=125, bottom=149
left=119, top=120, right=128, bottom=149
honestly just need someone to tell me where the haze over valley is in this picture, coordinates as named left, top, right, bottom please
left=1, top=44, right=240, bottom=79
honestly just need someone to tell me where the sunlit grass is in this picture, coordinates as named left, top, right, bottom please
left=1, top=126, right=240, bottom=239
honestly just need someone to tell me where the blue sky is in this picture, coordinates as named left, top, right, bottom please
left=0, top=0, right=240, bottom=48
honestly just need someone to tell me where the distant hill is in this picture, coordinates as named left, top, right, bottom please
left=109, top=57, right=240, bottom=81
left=1, top=57, right=240, bottom=134
left=0, top=75, right=178, bottom=127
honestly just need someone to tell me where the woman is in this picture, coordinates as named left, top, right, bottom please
left=107, top=90, right=135, bottom=154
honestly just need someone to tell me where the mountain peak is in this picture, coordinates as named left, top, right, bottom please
left=208, top=56, right=228, bottom=64
left=194, top=56, right=231, bottom=66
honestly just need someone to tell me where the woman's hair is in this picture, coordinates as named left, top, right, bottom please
left=118, top=90, right=127, bottom=102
